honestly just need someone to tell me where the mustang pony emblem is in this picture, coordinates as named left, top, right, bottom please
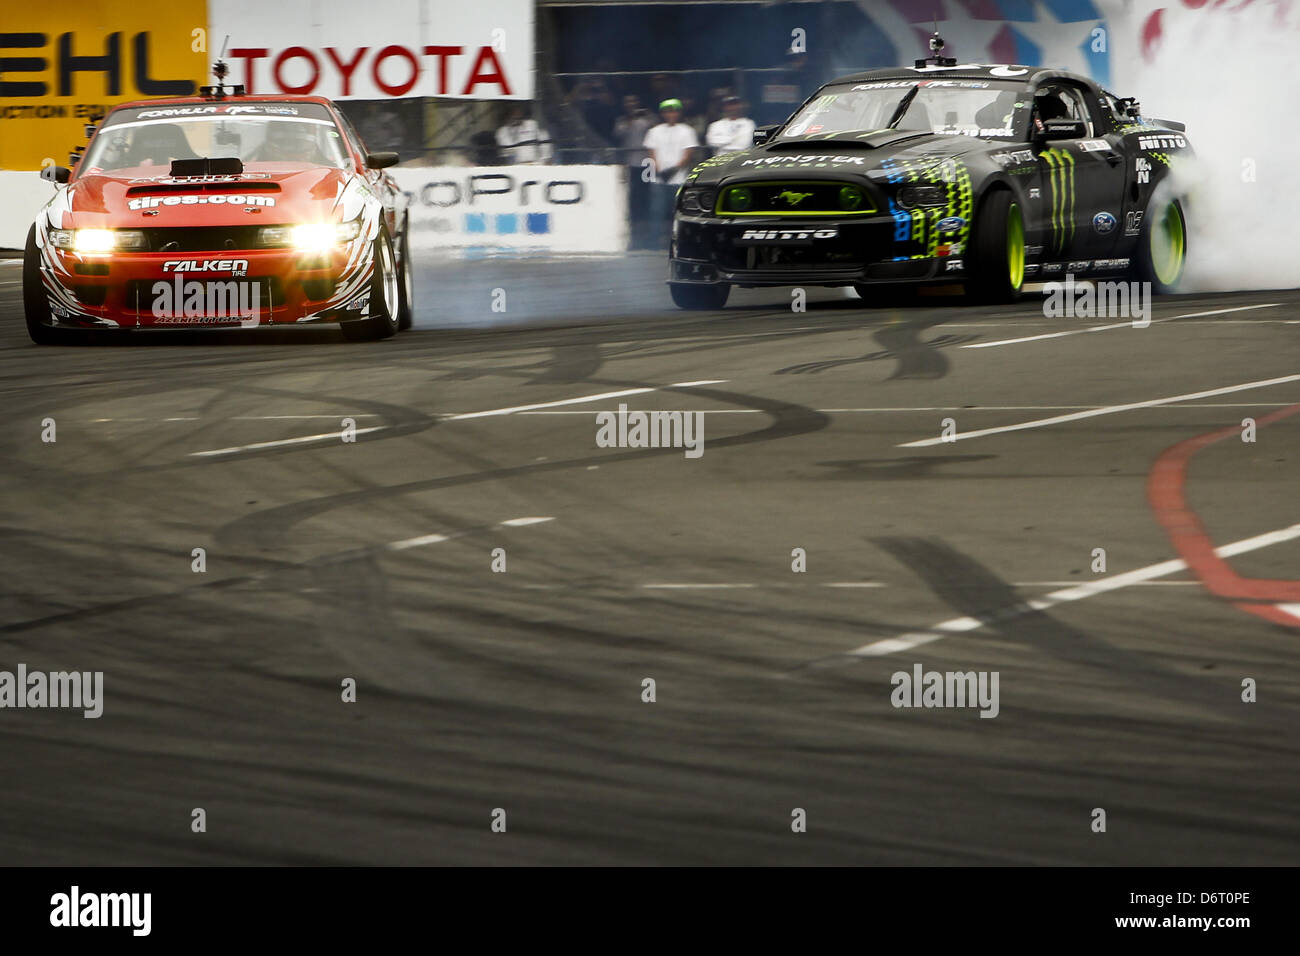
left=775, top=190, right=814, bottom=206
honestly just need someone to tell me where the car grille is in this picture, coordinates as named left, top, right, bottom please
left=140, top=226, right=266, bottom=252
left=715, top=181, right=877, bottom=216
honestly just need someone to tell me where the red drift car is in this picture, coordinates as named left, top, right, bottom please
left=23, top=88, right=413, bottom=343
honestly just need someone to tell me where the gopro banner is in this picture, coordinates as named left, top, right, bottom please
left=211, top=0, right=533, bottom=101
left=390, top=166, right=628, bottom=254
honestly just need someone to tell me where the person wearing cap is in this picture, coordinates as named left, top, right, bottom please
left=706, top=96, right=755, bottom=156
left=643, top=98, right=699, bottom=248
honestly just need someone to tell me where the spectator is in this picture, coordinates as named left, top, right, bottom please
left=706, top=96, right=755, bottom=156
left=496, top=104, right=553, bottom=165
left=614, top=95, right=655, bottom=247
left=581, top=78, right=619, bottom=142
left=643, top=98, right=699, bottom=249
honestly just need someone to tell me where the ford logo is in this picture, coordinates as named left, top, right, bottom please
left=936, top=216, right=965, bottom=232
left=1093, top=211, right=1117, bottom=235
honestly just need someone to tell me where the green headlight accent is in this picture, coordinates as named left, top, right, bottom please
left=839, top=185, right=864, bottom=210
left=728, top=187, right=753, bottom=212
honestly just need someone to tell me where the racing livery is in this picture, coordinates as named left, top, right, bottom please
left=23, top=83, right=412, bottom=342
left=669, top=47, right=1189, bottom=309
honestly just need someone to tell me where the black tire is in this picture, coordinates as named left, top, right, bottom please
left=968, top=189, right=1026, bottom=304
left=23, top=226, right=67, bottom=345
left=1133, top=197, right=1187, bottom=294
left=341, top=228, right=400, bottom=341
left=395, top=222, right=414, bottom=331
left=669, top=282, right=730, bottom=310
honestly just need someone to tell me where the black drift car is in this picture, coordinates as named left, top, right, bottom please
left=669, top=62, right=1190, bottom=309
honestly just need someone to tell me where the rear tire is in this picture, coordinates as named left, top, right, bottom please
left=669, top=282, right=730, bottom=310
left=1134, top=197, right=1186, bottom=294
left=23, top=226, right=66, bottom=345
left=341, top=228, right=400, bottom=341
left=395, top=223, right=414, bottom=331
left=968, top=189, right=1026, bottom=304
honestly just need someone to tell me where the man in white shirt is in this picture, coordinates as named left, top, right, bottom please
left=706, top=96, right=755, bottom=156
left=496, top=106, right=553, bottom=165
left=643, top=98, right=699, bottom=248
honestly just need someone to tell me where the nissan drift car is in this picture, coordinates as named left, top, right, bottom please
left=669, top=41, right=1189, bottom=309
left=23, top=85, right=412, bottom=342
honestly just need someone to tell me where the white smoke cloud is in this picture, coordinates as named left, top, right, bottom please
left=1116, top=0, right=1300, bottom=291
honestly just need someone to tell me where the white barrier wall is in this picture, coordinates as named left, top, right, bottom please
left=0, top=172, right=55, bottom=250
left=391, top=165, right=628, bottom=254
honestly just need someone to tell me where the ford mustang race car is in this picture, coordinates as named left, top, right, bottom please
left=24, top=82, right=412, bottom=342
left=669, top=41, right=1189, bottom=309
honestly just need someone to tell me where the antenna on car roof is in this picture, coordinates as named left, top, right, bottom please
left=915, top=29, right=958, bottom=69
left=200, top=37, right=245, bottom=99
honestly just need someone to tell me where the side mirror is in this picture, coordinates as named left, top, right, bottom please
left=41, top=165, right=71, bottom=184
left=366, top=151, right=399, bottom=169
left=753, top=125, right=778, bottom=146
left=1034, top=118, right=1086, bottom=145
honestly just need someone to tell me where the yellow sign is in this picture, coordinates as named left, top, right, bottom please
left=0, top=1, right=209, bottom=170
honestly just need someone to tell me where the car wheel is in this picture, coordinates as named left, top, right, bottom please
left=969, top=189, right=1026, bottom=304
left=669, top=282, right=730, bottom=310
left=395, top=222, right=414, bottom=331
left=1134, top=197, right=1186, bottom=294
left=23, top=226, right=67, bottom=345
left=341, top=227, right=400, bottom=341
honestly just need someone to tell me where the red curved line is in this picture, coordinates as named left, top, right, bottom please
left=1147, top=403, right=1300, bottom=607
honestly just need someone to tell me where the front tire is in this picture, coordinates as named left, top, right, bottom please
left=23, top=226, right=66, bottom=345
left=1134, top=197, right=1186, bottom=294
left=969, top=189, right=1026, bottom=304
left=669, top=282, right=730, bottom=310
left=341, top=228, right=400, bottom=341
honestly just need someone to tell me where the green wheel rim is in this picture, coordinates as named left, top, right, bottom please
left=1006, top=201, right=1025, bottom=290
left=1150, top=200, right=1185, bottom=287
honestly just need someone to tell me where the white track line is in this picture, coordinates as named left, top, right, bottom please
left=192, top=426, right=387, bottom=457
left=898, top=374, right=1300, bottom=448
left=961, top=303, right=1279, bottom=349
left=443, top=380, right=726, bottom=421
left=847, top=522, right=1300, bottom=658
left=387, top=516, right=553, bottom=551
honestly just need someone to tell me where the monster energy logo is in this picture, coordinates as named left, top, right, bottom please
left=775, top=190, right=814, bottom=206
left=1042, top=148, right=1075, bottom=254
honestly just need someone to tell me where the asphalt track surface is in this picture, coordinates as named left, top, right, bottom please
left=1, top=251, right=1298, bottom=865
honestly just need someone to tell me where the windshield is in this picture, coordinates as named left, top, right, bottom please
left=777, top=79, right=1031, bottom=142
left=82, top=102, right=351, bottom=175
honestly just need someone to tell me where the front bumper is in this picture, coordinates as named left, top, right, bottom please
left=669, top=213, right=966, bottom=287
left=39, top=243, right=372, bottom=329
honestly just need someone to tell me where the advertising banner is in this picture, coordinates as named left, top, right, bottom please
left=0, top=0, right=209, bottom=170
left=210, top=0, right=533, bottom=101
left=391, top=165, right=627, bottom=254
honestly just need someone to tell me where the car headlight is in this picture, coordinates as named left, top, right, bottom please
left=48, top=228, right=147, bottom=253
left=723, top=186, right=753, bottom=213
left=258, top=220, right=363, bottom=249
left=898, top=184, right=948, bottom=208
left=678, top=187, right=717, bottom=215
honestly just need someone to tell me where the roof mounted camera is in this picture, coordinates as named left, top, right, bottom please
left=915, top=31, right=957, bottom=69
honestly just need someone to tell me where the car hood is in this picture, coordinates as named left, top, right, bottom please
left=54, top=165, right=358, bottom=229
left=688, top=130, right=998, bottom=186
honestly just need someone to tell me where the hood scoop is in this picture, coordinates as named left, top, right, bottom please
left=169, top=156, right=244, bottom=177
left=768, top=129, right=933, bottom=151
